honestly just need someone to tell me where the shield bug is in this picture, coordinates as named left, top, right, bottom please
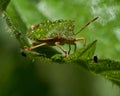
left=25, top=17, right=98, bottom=57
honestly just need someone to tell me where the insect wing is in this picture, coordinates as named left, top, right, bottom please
left=28, top=20, right=75, bottom=40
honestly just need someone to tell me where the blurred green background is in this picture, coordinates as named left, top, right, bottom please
left=0, top=0, right=120, bottom=96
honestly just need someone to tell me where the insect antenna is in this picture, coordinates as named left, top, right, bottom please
left=75, top=17, right=99, bottom=35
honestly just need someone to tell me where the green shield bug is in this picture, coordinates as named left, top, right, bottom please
left=25, top=17, right=98, bottom=57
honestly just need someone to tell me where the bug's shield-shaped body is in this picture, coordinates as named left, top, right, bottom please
left=26, top=20, right=82, bottom=57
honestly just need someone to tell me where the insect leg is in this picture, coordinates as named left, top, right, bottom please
left=72, top=43, right=76, bottom=52
left=24, top=42, right=47, bottom=50
left=55, top=42, right=68, bottom=58
left=68, top=44, right=71, bottom=54
left=75, top=37, right=86, bottom=47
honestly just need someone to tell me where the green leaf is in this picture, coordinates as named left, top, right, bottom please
left=0, top=0, right=10, bottom=11
left=87, top=59, right=120, bottom=86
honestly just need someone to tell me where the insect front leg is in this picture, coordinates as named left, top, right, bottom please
left=75, top=37, right=86, bottom=47
left=55, top=42, right=68, bottom=58
left=24, top=42, right=47, bottom=50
